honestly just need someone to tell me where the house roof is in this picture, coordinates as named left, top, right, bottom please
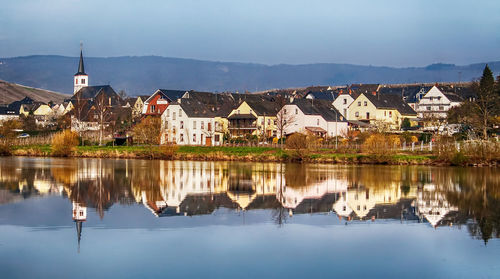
left=443, top=93, right=463, bottom=102
left=168, top=91, right=237, bottom=118
left=227, top=113, right=257, bottom=120
left=305, top=91, right=338, bottom=101
left=156, top=89, right=187, bottom=102
left=363, top=93, right=417, bottom=116
left=7, top=96, right=35, bottom=113
left=291, top=98, right=346, bottom=122
left=72, top=85, right=118, bottom=101
left=241, top=95, right=280, bottom=116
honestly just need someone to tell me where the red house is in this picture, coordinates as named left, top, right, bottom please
left=142, top=89, right=187, bottom=116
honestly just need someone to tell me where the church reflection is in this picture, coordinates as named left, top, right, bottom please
left=0, top=158, right=498, bottom=243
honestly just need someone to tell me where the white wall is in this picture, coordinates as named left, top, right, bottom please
left=279, top=104, right=347, bottom=137
left=162, top=105, right=220, bottom=145
left=333, top=94, right=354, bottom=118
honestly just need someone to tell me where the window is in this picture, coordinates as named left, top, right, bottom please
left=267, top=119, right=271, bottom=125
left=343, top=98, right=347, bottom=105
left=173, top=112, right=176, bottom=120
left=358, top=101, right=361, bottom=106
left=179, top=109, right=182, bottom=117
left=208, top=122, right=212, bottom=131
left=193, top=134, right=196, bottom=142
left=384, top=111, right=387, bottom=117
left=166, top=109, right=170, bottom=117
left=439, top=106, right=444, bottom=111
left=364, top=101, right=367, bottom=106
left=180, top=121, right=184, bottom=129
left=295, top=108, right=298, bottom=114
left=284, top=109, right=287, bottom=114
left=201, top=121, right=204, bottom=129
left=237, top=110, right=240, bottom=114
left=215, top=134, right=220, bottom=142
left=193, top=121, right=196, bottom=129
left=389, top=111, right=392, bottom=117
left=427, top=106, right=431, bottom=111
left=75, top=79, right=78, bottom=84
left=317, top=119, right=320, bottom=125
left=151, top=105, right=156, bottom=113
left=343, top=109, right=347, bottom=116
left=366, top=112, right=370, bottom=119
left=81, top=79, right=85, bottom=84
left=180, top=134, right=184, bottom=142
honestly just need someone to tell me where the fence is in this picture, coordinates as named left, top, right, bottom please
left=0, top=134, right=54, bottom=146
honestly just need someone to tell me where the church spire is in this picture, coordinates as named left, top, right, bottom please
left=76, top=43, right=86, bottom=75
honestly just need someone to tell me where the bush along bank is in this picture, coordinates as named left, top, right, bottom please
left=4, top=130, right=498, bottom=166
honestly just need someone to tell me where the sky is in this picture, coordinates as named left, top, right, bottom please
left=0, top=0, right=499, bottom=67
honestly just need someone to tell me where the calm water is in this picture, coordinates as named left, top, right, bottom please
left=0, top=157, right=499, bottom=278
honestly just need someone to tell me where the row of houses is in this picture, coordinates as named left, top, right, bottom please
left=0, top=48, right=470, bottom=144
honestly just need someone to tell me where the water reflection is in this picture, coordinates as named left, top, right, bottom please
left=0, top=158, right=499, bottom=244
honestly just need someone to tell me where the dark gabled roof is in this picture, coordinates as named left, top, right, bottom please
left=169, top=91, right=237, bottom=118
left=72, top=85, right=117, bottom=100
left=74, top=50, right=86, bottom=76
left=363, top=93, right=417, bottom=116
left=293, top=193, right=340, bottom=214
left=305, top=91, right=338, bottom=101
left=7, top=96, right=35, bottom=113
left=443, top=93, right=463, bottom=102
left=378, top=85, right=430, bottom=103
left=227, top=113, right=257, bottom=120
left=156, top=89, right=187, bottom=102
left=349, top=84, right=380, bottom=94
left=291, top=98, right=346, bottom=122
left=0, top=106, right=17, bottom=115
left=242, top=95, right=280, bottom=116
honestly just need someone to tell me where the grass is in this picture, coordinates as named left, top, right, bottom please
left=6, top=144, right=490, bottom=166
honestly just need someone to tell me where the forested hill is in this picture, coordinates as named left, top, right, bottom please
left=0, top=55, right=498, bottom=96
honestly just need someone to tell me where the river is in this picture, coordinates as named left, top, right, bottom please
left=0, top=157, right=499, bottom=278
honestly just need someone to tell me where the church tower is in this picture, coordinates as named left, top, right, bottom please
left=73, top=44, right=89, bottom=94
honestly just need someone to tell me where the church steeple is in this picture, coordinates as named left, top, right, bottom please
left=73, top=43, right=89, bottom=94
left=76, top=49, right=86, bottom=75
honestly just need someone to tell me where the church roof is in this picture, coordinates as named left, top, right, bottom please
left=74, top=50, right=86, bottom=76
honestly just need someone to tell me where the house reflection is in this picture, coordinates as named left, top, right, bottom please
left=0, top=158, right=498, bottom=242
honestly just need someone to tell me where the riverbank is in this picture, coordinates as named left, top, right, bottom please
left=9, top=144, right=499, bottom=166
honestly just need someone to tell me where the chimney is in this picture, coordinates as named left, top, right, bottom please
left=349, top=89, right=352, bottom=95
left=372, top=91, right=376, bottom=96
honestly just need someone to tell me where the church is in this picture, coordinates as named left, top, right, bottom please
left=70, top=46, right=131, bottom=136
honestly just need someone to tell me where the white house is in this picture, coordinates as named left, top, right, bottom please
left=332, top=90, right=358, bottom=118
left=279, top=98, right=348, bottom=138
left=161, top=98, right=222, bottom=146
left=416, top=86, right=463, bottom=119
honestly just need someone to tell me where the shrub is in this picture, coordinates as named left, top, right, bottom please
left=0, top=143, right=11, bottom=156
left=286, top=133, right=307, bottom=150
left=52, top=130, right=79, bottom=157
left=159, top=144, right=178, bottom=159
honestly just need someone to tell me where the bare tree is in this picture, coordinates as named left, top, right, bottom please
left=93, top=92, right=111, bottom=145
left=275, top=96, right=295, bottom=148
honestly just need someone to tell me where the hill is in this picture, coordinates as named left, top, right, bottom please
left=0, top=55, right=498, bottom=96
left=0, top=79, right=69, bottom=104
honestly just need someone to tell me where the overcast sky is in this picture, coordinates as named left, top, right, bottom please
left=1, top=0, right=499, bottom=67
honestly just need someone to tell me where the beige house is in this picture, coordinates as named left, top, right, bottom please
left=347, top=93, right=417, bottom=130
left=227, top=96, right=279, bottom=139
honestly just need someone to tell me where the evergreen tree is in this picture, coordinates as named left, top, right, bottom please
left=472, top=65, right=499, bottom=139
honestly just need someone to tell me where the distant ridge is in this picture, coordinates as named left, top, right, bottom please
left=0, top=79, right=69, bottom=104
left=0, top=55, right=498, bottom=96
